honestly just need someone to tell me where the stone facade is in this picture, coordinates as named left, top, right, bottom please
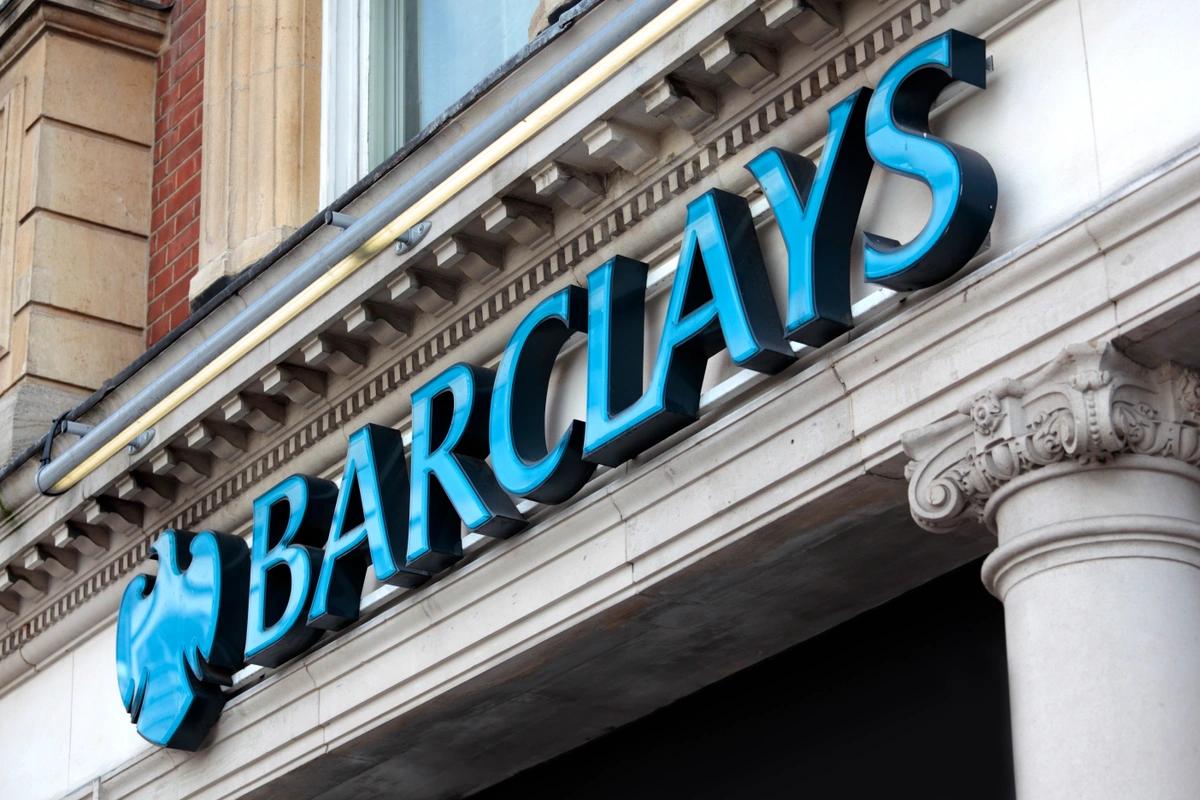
left=0, top=0, right=1199, bottom=798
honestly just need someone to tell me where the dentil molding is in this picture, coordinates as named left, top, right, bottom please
left=902, top=342, right=1200, bottom=533
left=0, top=0, right=973, bottom=664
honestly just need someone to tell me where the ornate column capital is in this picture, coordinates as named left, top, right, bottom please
left=902, top=342, right=1200, bottom=532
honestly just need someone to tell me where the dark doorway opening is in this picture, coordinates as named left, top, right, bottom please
left=473, top=558, right=1015, bottom=799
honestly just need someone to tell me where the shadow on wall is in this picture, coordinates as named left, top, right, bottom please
left=472, top=559, right=1015, bottom=799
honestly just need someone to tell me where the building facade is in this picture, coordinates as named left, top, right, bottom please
left=0, top=0, right=1198, bottom=797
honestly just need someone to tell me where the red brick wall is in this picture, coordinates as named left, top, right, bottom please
left=147, top=0, right=205, bottom=345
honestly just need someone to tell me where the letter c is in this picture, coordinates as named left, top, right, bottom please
left=490, top=285, right=596, bottom=504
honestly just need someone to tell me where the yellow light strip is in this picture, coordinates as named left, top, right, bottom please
left=51, top=0, right=710, bottom=493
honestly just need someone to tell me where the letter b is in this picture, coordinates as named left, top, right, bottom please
left=244, top=474, right=337, bottom=667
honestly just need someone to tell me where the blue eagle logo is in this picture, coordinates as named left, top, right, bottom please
left=116, top=529, right=249, bottom=750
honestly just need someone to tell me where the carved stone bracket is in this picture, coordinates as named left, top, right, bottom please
left=532, top=161, right=604, bottom=210
left=902, top=343, right=1200, bottom=532
left=641, top=75, right=718, bottom=136
left=760, top=0, right=842, bottom=47
left=700, top=33, right=778, bottom=90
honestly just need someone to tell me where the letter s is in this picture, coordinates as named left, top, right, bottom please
left=863, top=29, right=997, bottom=291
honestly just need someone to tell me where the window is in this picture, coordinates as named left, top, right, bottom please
left=320, top=0, right=543, bottom=204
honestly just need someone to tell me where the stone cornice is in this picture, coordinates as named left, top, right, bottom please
left=0, top=0, right=166, bottom=72
left=0, top=0, right=981, bottom=668
left=903, top=342, right=1200, bottom=533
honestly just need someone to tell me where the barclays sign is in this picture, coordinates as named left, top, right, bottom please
left=117, top=30, right=996, bottom=750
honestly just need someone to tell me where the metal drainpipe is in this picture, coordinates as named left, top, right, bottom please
left=36, top=0, right=683, bottom=496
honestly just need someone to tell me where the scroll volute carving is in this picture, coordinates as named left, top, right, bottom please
left=902, top=343, right=1200, bottom=533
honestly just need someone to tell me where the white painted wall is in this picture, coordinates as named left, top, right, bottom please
left=0, top=622, right=145, bottom=799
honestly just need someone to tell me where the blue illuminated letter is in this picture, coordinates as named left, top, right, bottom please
left=308, top=423, right=424, bottom=630
left=491, top=286, right=596, bottom=503
left=584, top=189, right=793, bottom=466
left=245, top=475, right=337, bottom=665
left=408, top=363, right=525, bottom=571
left=746, top=89, right=874, bottom=346
left=862, top=29, right=996, bottom=290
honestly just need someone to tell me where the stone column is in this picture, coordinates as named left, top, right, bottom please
left=903, top=342, right=1200, bottom=800
left=192, top=0, right=322, bottom=302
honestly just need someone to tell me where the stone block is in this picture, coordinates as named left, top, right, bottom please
left=701, top=34, right=778, bottom=90
left=343, top=302, right=411, bottom=346
left=583, top=120, right=658, bottom=174
left=0, top=379, right=86, bottom=467
left=0, top=646, right=72, bottom=799
left=434, top=235, right=505, bottom=282
left=481, top=198, right=553, bottom=245
left=38, top=33, right=156, bottom=145
left=21, top=120, right=151, bottom=235
left=67, top=624, right=149, bottom=786
left=14, top=305, right=144, bottom=390
left=260, top=363, right=327, bottom=406
left=641, top=75, right=718, bottom=135
left=15, top=211, right=147, bottom=328
left=532, top=161, right=604, bottom=209
left=195, top=0, right=321, bottom=300
left=759, top=0, right=841, bottom=46
left=387, top=271, right=457, bottom=315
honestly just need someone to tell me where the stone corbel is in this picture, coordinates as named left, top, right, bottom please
left=583, top=120, right=659, bottom=175
left=434, top=235, right=506, bottom=282
left=760, top=0, right=842, bottom=47
left=700, top=33, right=778, bottom=91
left=531, top=162, right=604, bottom=209
left=184, top=420, right=248, bottom=461
left=301, top=333, right=369, bottom=377
left=221, top=393, right=287, bottom=433
left=641, top=75, right=718, bottom=137
left=386, top=271, right=458, bottom=316
left=1, top=566, right=47, bottom=601
left=52, top=522, right=111, bottom=558
left=0, top=586, right=19, bottom=617
left=24, top=544, right=78, bottom=580
left=82, top=495, right=143, bottom=534
left=115, top=471, right=176, bottom=509
left=259, top=364, right=327, bottom=407
left=148, top=446, right=213, bottom=485
left=343, top=302, right=412, bottom=346
left=481, top=198, right=553, bottom=246
left=903, top=342, right=1200, bottom=533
